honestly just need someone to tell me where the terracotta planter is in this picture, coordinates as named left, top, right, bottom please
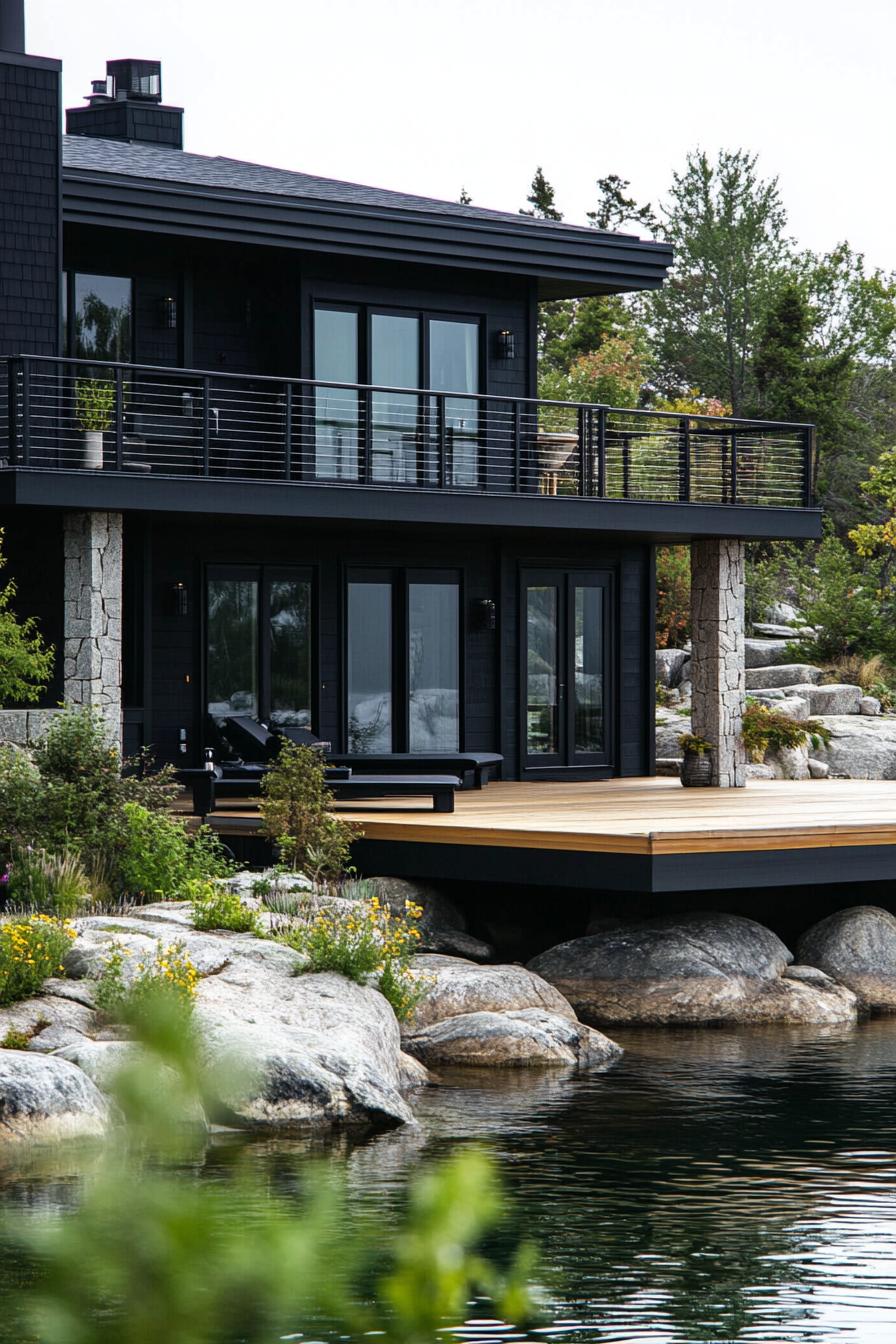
left=680, top=749, right=713, bottom=787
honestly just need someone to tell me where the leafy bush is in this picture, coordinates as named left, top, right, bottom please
left=116, top=803, right=232, bottom=901
left=789, top=534, right=893, bottom=664
left=0, top=528, right=55, bottom=708
left=188, top=880, right=260, bottom=934
left=0, top=915, right=76, bottom=1006
left=4, top=846, right=93, bottom=917
left=260, top=741, right=360, bottom=881
left=656, top=545, right=691, bottom=648
left=276, top=884, right=424, bottom=1020
left=95, top=939, right=199, bottom=1027
left=740, top=700, right=832, bottom=762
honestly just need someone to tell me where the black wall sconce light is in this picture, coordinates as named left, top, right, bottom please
left=495, top=329, right=516, bottom=360
left=470, top=597, right=497, bottom=632
left=159, top=295, right=178, bottom=329
left=172, top=581, right=189, bottom=617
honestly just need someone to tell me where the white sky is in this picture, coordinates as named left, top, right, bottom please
left=25, top=0, right=896, bottom=272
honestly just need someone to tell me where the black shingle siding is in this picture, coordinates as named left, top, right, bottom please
left=0, top=56, right=61, bottom=356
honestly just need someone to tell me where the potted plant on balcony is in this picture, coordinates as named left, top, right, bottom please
left=678, top=733, right=714, bottom=787
left=75, top=377, right=115, bottom=468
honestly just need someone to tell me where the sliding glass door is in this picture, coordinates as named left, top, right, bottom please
left=523, top=569, right=612, bottom=769
left=346, top=569, right=461, bottom=753
left=207, top=567, right=313, bottom=732
left=314, top=307, right=360, bottom=480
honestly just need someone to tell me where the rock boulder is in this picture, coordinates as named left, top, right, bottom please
left=745, top=638, right=791, bottom=669
left=528, top=912, right=857, bottom=1027
left=797, top=906, right=896, bottom=1011
left=809, top=716, right=896, bottom=779
left=402, top=1008, right=621, bottom=1069
left=656, top=649, right=689, bottom=688
left=745, top=664, right=823, bottom=691
left=0, top=1051, right=110, bottom=1143
left=409, top=954, right=577, bottom=1029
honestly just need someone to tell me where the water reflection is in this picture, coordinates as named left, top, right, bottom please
left=4, top=1020, right=896, bottom=1341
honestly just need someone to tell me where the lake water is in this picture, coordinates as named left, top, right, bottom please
left=4, top=1018, right=896, bottom=1342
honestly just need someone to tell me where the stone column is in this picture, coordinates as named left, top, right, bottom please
left=690, top=538, right=747, bottom=787
left=62, top=512, right=123, bottom=746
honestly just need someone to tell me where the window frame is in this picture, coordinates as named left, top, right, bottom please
left=204, top=563, right=317, bottom=737
left=64, top=270, right=135, bottom=363
left=342, top=566, right=464, bottom=754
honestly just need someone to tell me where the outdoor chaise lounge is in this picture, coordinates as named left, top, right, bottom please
left=219, top=716, right=503, bottom=789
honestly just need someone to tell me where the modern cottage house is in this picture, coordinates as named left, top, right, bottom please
left=7, top=19, right=869, bottom=895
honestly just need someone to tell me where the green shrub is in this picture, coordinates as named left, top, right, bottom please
left=188, top=880, right=260, bottom=934
left=0, top=915, right=76, bottom=1006
left=740, top=700, right=832, bottom=761
left=0, top=527, right=55, bottom=708
left=1, top=1026, right=33, bottom=1050
left=276, top=883, right=425, bottom=1020
left=115, top=803, right=232, bottom=901
left=260, top=741, right=359, bottom=881
left=678, top=733, right=713, bottom=755
left=5, top=846, right=94, bottom=917
left=94, top=939, right=199, bottom=1027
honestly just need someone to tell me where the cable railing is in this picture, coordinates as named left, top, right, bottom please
left=0, top=355, right=816, bottom=508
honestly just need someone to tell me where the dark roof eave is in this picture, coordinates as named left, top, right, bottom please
left=62, top=167, right=673, bottom=295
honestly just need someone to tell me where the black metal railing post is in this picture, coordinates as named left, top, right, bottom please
left=577, top=406, right=587, bottom=497
left=512, top=399, right=521, bottom=492
left=7, top=358, right=20, bottom=464
left=20, top=358, right=30, bottom=465
left=678, top=415, right=691, bottom=502
left=201, top=376, right=210, bottom=476
left=114, top=366, right=124, bottom=470
left=596, top=407, right=606, bottom=497
left=362, top=387, right=373, bottom=484
left=437, top=393, right=447, bottom=489
left=731, top=431, right=739, bottom=505
left=283, top=383, right=293, bottom=481
left=804, top=427, right=815, bottom=507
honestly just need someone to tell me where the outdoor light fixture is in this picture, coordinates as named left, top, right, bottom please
left=471, top=597, right=497, bottom=632
left=172, top=581, right=189, bottom=617
left=159, top=295, right=177, bottom=329
left=495, top=329, right=516, bottom=360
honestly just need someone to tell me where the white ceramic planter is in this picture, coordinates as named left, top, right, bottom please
left=82, top=430, right=104, bottom=469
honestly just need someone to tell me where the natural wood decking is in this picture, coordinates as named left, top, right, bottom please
left=206, top=777, right=896, bottom=857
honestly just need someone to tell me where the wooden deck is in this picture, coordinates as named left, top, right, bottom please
left=204, top=777, right=896, bottom=893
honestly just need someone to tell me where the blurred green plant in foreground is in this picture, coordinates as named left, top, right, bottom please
left=2, top=982, right=538, bottom=1344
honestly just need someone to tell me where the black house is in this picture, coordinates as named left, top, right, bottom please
left=0, top=23, right=821, bottom=795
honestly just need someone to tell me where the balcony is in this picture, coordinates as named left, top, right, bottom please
left=0, top=356, right=819, bottom=536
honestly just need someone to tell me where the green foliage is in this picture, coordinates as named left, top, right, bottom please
left=520, top=165, right=562, bottom=220
left=75, top=377, right=115, bottom=433
left=656, top=544, right=691, bottom=647
left=744, top=542, right=804, bottom=630
left=0, top=529, right=54, bottom=708
left=0, top=915, right=75, bottom=1006
left=678, top=734, right=713, bottom=756
left=792, top=533, right=893, bottom=663
left=586, top=172, right=657, bottom=233
left=0, top=708, right=228, bottom=900
left=188, top=880, right=260, bottom=934
left=276, top=882, right=425, bottom=1021
left=538, top=333, right=647, bottom=410
left=94, top=939, right=199, bottom=1027
left=116, top=804, right=232, bottom=901
left=651, top=149, right=789, bottom=414
left=5, top=846, right=93, bottom=917
left=7, top=1009, right=536, bottom=1344
left=0, top=1026, right=32, bottom=1050
left=260, top=741, right=359, bottom=880
left=740, top=701, right=832, bottom=762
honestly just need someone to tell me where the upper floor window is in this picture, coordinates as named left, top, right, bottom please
left=64, top=272, right=133, bottom=362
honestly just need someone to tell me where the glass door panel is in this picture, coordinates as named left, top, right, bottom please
left=207, top=577, right=259, bottom=719
left=429, top=319, right=479, bottom=487
left=409, top=582, right=460, bottom=751
left=314, top=308, right=359, bottom=479
left=268, top=577, right=313, bottom=729
left=347, top=580, right=393, bottom=752
left=573, top=582, right=605, bottom=756
left=371, top=313, right=419, bottom=483
left=526, top=584, right=561, bottom=758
